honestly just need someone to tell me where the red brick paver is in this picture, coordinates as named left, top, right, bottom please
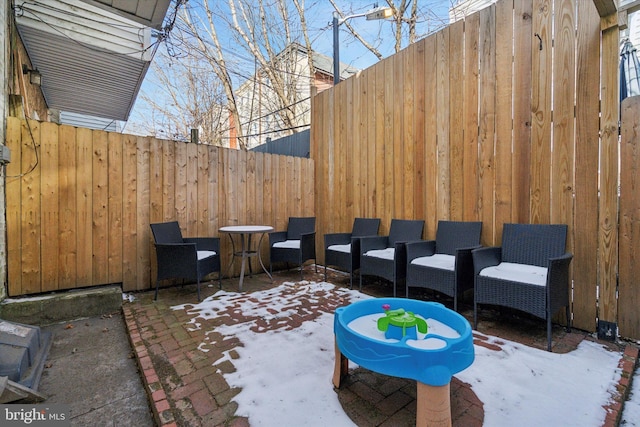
left=124, top=266, right=638, bottom=427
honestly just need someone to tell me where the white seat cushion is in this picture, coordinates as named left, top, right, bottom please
left=272, top=240, right=300, bottom=249
left=479, top=262, right=548, bottom=287
left=327, top=244, right=351, bottom=253
left=197, top=250, right=217, bottom=260
left=364, top=248, right=395, bottom=260
left=410, top=254, right=455, bottom=271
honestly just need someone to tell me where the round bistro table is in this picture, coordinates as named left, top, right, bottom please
left=219, top=225, right=274, bottom=291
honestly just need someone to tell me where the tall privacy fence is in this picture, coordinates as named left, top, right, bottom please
left=5, top=0, right=640, bottom=341
left=5, top=117, right=314, bottom=295
left=311, top=0, right=640, bottom=339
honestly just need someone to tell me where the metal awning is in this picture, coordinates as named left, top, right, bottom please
left=15, top=0, right=171, bottom=121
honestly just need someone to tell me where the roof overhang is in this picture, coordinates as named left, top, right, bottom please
left=80, top=0, right=170, bottom=30
left=15, top=0, right=172, bottom=121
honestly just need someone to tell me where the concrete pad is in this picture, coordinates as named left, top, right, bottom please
left=37, top=313, right=153, bottom=426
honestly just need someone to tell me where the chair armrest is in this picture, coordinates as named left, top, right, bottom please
left=472, top=246, right=502, bottom=275
left=360, top=236, right=389, bottom=254
left=184, top=237, right=220, bottom=253
left=547, top=252, right=573, bottom=304
left=300, top=231, right=316, bottom=259
left=455, top=244, right=482, bottom=264
left=457, top=244, right=482, bottom=253
left=324, top=232, right=352, bottom=248
left=269, top=231, right=288, bottom=246
left=455, top=245, right=481, bottom=284
left=350, top=236, right=364, bottom=257
left=394, top=241, right=409, bottom=280
left=405, top=240, right=436, bottom=262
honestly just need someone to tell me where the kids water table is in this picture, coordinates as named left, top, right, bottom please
left=333, top=298, right=475, bottom=426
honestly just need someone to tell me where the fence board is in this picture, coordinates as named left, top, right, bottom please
left=404, top=46, right=416, bottom=221
left=274, top=155, right=286, bottom=230
left=76, top=127, right=92, bottom=287
left=345, top=79, right=355, bottom=222
left=449, top=19, right=464, bottom=223
left=355, top=74, right=366, bottom=218
left=375, top=63, right=386, bottom=225
left=261, top=152, right=273, bottom=235
left=41, top=121, right=59, bottom=292
left=246, top=150, right=256, bottom=226
left=186, top=142, right=199, bottom=235
left=174, top=142, right=187, bottom=226
left=122, top=134, right=138, bottom=289
left=92, top=131, right=109, bottom=285
left=366, top=69, right=377, bottom=220
left=479, top=6, right=496, bottom=243
left=394, top=50, right=406, bottom=218
left=552, top=0, right=576, bottom=226
left=619, top=96, right=640, bottom=339
left=463, top=13, right=480, bottom=226
left=336, top=82, right=347, bottom=228
left=424, top=36, right=438, bottom=234
left=598, top=23, right=620, bottom=324
left=58, top=124, right=77, bottom=289
left=108, top=132, right=123, bottom=285
left=6, top=117, right=22, bottom=295
left=513, top=0, right=533, bottom=225
left=551, top=0, right=577, bottom=325
left=531, top=0, right=553, bottom=224
left=162, top=139, right=175, bottom=221
left=136, top=136, right=151, bottom=290
left=20, top=120, right=41, bottom=294
left=413, top=40, right=427, bottom=221
left=436, top=28, right=451, bottom=223
left=209, top=146, right=219, bottom=230
left=494, top=0, right=514, bottom=237
left=149, top=138, right=163, bottom=225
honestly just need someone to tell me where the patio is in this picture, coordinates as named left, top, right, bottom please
left=119, top=267, right=637, bottom=427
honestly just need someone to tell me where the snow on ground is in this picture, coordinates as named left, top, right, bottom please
left=174, top=282, right=625, bottom=427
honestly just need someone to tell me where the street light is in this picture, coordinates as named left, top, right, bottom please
left=332, top=6, right=393, bottom=85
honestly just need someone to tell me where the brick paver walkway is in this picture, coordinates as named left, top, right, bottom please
left=123, top=266, right=638, bottom=427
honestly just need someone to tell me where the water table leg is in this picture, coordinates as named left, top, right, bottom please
left=332, top=339, right=348, bottom=388
left=416, top=381, right=451, bottom=427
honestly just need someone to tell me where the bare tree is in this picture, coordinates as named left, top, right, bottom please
left=139, top=49, right=227, bottom=144
left=160, top=0, right=316, bottom=149
left=329, top=0, right=454, bottom=57
left=134, top=0, right=455, bottom=147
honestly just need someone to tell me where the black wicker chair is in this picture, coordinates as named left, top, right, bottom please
left=405, top=220, right=482, bottom=311
left=324, top=217, right=381, bottom=288
left=269, top=217, right=317, bottom=280
left=150, top=221, right=221, bottom=301
left=472, top=223, right=572, bottom=351
left=359, top=219, right=425, bottom=297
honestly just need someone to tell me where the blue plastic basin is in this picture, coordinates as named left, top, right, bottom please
left=334, top=298, right=474, bottom=386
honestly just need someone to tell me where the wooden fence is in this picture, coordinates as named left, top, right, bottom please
left=311, top=0, right=635, bottom=337
left=5, top=0, right=640, bottom=341
left=5, top=116, right=314, bottom=295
